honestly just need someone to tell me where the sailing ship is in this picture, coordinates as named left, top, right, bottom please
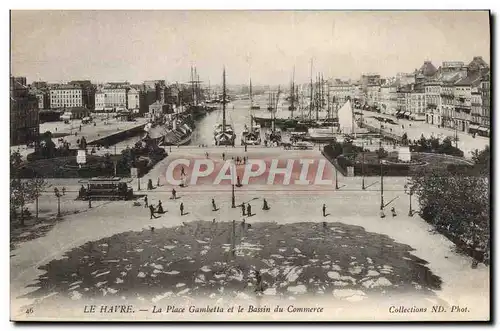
left=143, top=113, right=194, bottom=146
left=241, top=79, right=262, bottom=145
left=249, top=79, right=260, bottom=110
left=213, top=68, right=236, bottom=146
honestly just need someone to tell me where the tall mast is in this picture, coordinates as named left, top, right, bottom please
left=249, top=78, right=253, bottom=105
left=316, top=74, right=319, bottom=121
left=309, top=59, right=314, bottom=121
left=191, top=66, right=195, bottom=105
left=291, top=66, right=295, bottom=118
left=222, top=67, right=226, bottom=132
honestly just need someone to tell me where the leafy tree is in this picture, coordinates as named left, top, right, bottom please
left=472, top=146, right=490, bottom=175
left=411, top=167, right=489, bottom=264
left=376, top=147, right=388, bottom=159
left=10, top=151, right=47, bottom=225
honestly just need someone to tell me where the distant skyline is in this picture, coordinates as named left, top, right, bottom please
left=11, top=10, right=490, bottom=85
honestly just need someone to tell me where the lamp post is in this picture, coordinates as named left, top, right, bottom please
left=380, top=160, right=384, bottom=211
left=404, top=182, right=414, bottom=217
left=335, top=167, right=339, bottom=190
left=88, top=183, right=92, bottom=208
left=231, top=159, right=236, bottom=208
left=361, top=139, right=366, bottom=190
left=54, top=187, right=61, bottom=217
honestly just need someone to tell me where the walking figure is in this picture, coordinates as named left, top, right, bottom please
left=181, top=166, right=186, bottom=177
left=380, top=209, right=386, bottom=218
left=236, top=176, right=242, bottom=187
left=222, top=153, right=225, bottom=161
left=149, top=205, right=159, bottom=219
left=144, top=195, right=148, bottom=208
left=62, top=187, right=66, bottom=195
left=205, top=152, right=209, bottom=159
left=391, top=207, right=397, bottom=217
left=254, top=270, right=264, bottom=293
left=147, top=179, right=153, bottom=190
left=171, top=188, right=177, bottom=200
left=322, top=204, right=326, bottom=217
left=241, top=202, right=246, bottom=216
left=262, top=199, right=270, bottom=210
left=212, top=198, right=217, bottom=211
left=236, top=156, right=240, bottom=164
left=157, top=200, right=164, bottom=214
left=180, top=202, right=184, bottom=216
left=245, top=144, right=248, bottom=152
left=157, top=177, right=160, bottom=187
left=247, top=203, right=252, bottom=217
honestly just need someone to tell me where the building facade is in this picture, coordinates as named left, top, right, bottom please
left=330, top=80, right=352, bottom=105
left=366, top=84, right=380, bottom=107
left=424, top=81, right=442, bottom=126
left=480, top=74, right=490, bottom=136
left=10, top=76, right=39, bottom=145
left=49, top=85, right=86, bottom=109
left=379, top=82, right=398, bottom=115
left=409, top=86, right=426, bottom=120
left=127, top=88, right=140, bottom=111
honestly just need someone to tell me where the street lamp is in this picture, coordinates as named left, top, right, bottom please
left=54, top=187, right=61, bottom=218
left=404, top=182, right=414, bottom=217
left=380, top=160, right=384, bottom=211
left=335, top=167, right=339, bottom=190
left=231, top=159, right=236, bottom=208
left=361, top=139, right=366, bottom=190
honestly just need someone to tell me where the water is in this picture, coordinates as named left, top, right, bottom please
left=191, top=98, right=255, bottom=146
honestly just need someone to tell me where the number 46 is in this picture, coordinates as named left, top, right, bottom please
left=25, top=307, right=33, bottom=315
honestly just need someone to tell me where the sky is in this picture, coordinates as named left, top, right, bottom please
left=10, top=10, right=490, bottom=86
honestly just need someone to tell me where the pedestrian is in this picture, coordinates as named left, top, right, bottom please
left=380, top=209, right=386, bottom=218
left=391, top=207, right=397, bottom=217
left=262, top=199, right=270, bottom=210
left=157, top=200, right=164, bottom=214
left=322, top=204, right=326, bottom=217
left=236, top=176, right=242, bottom=187
left=149, top=204, right=159, bottom=219
left=180, top=202, right=184, bottom=216
left=62, top=187, right=66, bottom=195
left=222, top=153, right=225, bottom=161
left=181, top=166, right=186, bottom=177
left=241, top=202, right=246, bottom=216
left=206, top=152, right=209, bottom=159
left=157, top=177, right=160, bottom=187
left=212, top=198, right=217, bottom=211
left=236, top=156, right=240, bottom=165
left=247, top=203, right=252, bottom=217
left=147, top=179, right=153, bottom=190
left=171, top=188, right=177, bottom=200
left=144, top=195, right=148, bottom=208
left=245, top=144, right=248, bottom=152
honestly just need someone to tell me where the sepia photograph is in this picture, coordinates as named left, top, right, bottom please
left=9, top=9, right=491, bottom=322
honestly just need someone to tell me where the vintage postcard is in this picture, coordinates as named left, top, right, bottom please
left=10, top=10, right=491, bottom=322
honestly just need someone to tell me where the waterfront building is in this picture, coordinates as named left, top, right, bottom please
left=330, top=79, right=352, bottom=105
left=127, top=87, right=140, bottom=112
left=49, top=84, right=84, bottom=109
left=10, top=76, right=39, bottom=145
left=424, top=80, right=442, bottom=126
left=409, top=84, right=426, bottom=120
left=479, top=73, right=490, bottom=136
left=379, top=81, right=398, bottom=115
left=452, top=74, right=481, bottom=133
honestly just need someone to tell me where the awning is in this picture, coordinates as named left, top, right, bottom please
left=469, top=124, right=480, bottom=130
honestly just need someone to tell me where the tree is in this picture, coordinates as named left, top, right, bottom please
left=10, top=151, right=48, bottom=226
left=472, top=146, right=490, bottom=175
left=411, top=167, right=489, bottom=262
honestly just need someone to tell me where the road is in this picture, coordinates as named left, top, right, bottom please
left=360, top=111, right=489, bottom=158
